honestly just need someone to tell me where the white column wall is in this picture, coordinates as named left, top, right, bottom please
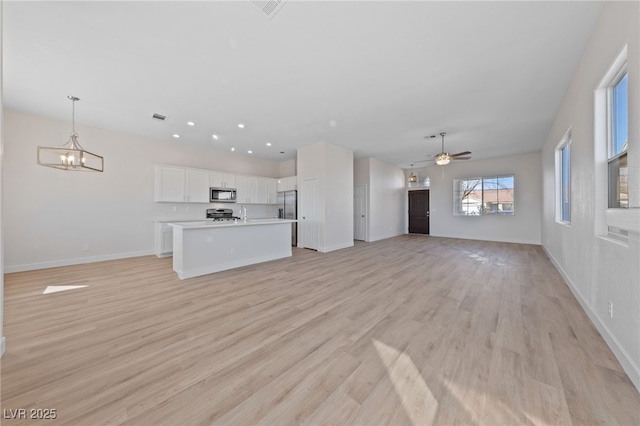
left=323, top=143, right=354, bottom=252
left=297, top=141, right=353, bottom=253
left=368, top=158, right=405, bottom=242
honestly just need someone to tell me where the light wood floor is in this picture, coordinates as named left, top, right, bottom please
left=1, top=236, right=638, bottom=425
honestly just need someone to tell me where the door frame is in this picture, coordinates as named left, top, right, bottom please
left=300, top=177, right=320, bottom=250
left=353, top=184, right=368, bottom=241
left=408, top=189, right=430, bottom=235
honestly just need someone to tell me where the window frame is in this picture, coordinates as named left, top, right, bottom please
left=607, top=69, right=628, bottom=210
left=453, top=175, right=515, bottom=216
left=594, top=45, right=631, bottom=239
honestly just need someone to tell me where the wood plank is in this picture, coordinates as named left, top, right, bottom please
left=1, top=237, right=637, bottom=425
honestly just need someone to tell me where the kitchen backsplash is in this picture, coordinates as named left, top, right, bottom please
left=155, top=203, right=279, bottom=220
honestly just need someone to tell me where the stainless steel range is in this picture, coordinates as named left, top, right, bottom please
left=206, top=208, right=241, bottom=222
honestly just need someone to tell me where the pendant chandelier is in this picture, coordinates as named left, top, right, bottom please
left=408, top=164, right=418, bottom=183
left=37, top=96, right=104, bottom=172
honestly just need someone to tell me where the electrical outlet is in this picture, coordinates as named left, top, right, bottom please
left=230, top=248, right=235, bottom=255
left=608, top=300, right=613, bottom=319
left=172, top=206, right=177, bottom=212
left=82, top=244, right=90, bottom=252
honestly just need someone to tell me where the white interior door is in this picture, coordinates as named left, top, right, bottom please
left=301, top=178, right=319, bottom=250
left=354, top=185, right=366, bottom=241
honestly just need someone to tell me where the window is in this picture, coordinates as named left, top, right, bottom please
left=454, top=175, right=515, bottom=216
left=408, top=172, right=430, bottom=189
left=608, top=71, right=628, bottom=209
left=556, top=130, right=571, bottom=223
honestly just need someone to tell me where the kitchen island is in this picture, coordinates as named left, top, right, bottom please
left=169, top=219, right=297, bottom=279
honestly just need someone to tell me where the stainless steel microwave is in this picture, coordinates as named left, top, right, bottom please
left=210, top=187, right=237, bottom=203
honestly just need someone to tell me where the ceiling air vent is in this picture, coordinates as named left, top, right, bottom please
left=152, top=113, right=167, bottom=121
left=248, top=0, right=287, bottom=19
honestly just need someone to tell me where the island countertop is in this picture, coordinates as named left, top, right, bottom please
left=168, top=218, right=297, bottom=229
left=170, top=218, right=296, bottom=279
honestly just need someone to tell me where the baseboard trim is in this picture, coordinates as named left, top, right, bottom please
left=4, top=250, right=155, bottom=273
left=543, top=245, right=640, bottom=392
left=428, top=233, right=541, bottom=245
left=368, top=232, right=404, bottom=242
left=318, top=241, right=354, bottom=253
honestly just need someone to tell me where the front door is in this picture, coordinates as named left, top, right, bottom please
left=408, top=190, right=429, bottom=234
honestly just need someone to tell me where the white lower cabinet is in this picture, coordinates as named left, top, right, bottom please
left=154, top=223, right=174, bottom=257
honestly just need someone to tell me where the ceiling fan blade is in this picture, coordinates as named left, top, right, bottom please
left=452, top=156, right=471, bottom=160
left=450, top=151, right=471, bottom=157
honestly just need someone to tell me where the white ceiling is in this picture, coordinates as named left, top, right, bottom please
left=3, top=1, right=602, bottom=167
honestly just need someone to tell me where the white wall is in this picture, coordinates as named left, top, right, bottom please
left=1, top=0, right=5, bottom=357
left=541, top=1, right=640, bottom=390
left=356, top=158, right=405, bottom=242
left=408, top=152, right=542, bottom=245
left=3, top=110, right=285, bottom=272
left=353, top=157, right=370, bottom=187
left=297, top=141, right=353, bottom=253
left=278, top=159, right=296, bottom=178
left=369, top=158, right=405, bottom=241
left=324, top=143, right=354, bottom=252
left=297, top=142, right=326, bottom=248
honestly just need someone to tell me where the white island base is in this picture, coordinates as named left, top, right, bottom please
left=170, top=220, right=295, bottom=279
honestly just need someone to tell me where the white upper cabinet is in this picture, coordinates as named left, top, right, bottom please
left=210, top=172, right=236, bottom=189
left=185, top=169, right=210, bottom=203
left=256, top=178, right=268, bottom=204
left=277, top=176, right=297, bottom=192
left=154, top=165, right=208, bottom=203
left=266, top=178, right=278, bottom=204
left=235, top=175, right=247, bottom=203
left=155, top=164, right=278, bottom=204
left=246, top=177, right=259, bottom=204
left=155, top=165, right=187, bottom=202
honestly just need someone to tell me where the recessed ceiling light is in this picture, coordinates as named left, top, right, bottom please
left=187, top=121, right=195, bottom=126
left=266, top=142, right=272, bottom=146
left=230, top=147, right=235, bottom=152
left=212, top=134, right=219, bottom=140
left=238, top=123, right=245, bottom=129
left=173, top=134, right=180, bottom=138
left=248, top=150, right=253, bottom=154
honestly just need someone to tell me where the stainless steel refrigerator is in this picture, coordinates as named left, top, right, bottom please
left=277, top=190, right=297, bottom=246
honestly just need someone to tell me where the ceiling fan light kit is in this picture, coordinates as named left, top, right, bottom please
left=417, top=132, right=471, bottom=166
left=435, top=155, right=451, bottom=166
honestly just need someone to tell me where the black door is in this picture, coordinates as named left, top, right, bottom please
left=408, top=190, right=430, bottom=234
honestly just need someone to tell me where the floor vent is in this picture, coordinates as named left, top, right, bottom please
left=248, top=0, right=287, bottom=19
left=152, top=113, right=168, bottom=121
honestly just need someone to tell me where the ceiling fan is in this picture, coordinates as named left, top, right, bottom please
left=416, top=132, right=471, bottom=166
